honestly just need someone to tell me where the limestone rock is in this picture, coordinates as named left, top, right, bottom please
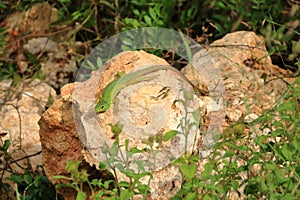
left=0, top=79, right=56, bottom=193
left=3, top=2, right=57, bottom=56
left=38, top=31, right=294, bottom=200
left=184, top=31, right=294, bottom=123
left=193, top=31, right=294, bottom=199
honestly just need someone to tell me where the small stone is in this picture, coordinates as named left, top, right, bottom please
left=244, top=113, right=259, bottom=123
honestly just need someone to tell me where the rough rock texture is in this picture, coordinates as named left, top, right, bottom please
left=23, top=37, right=78, bottom=90
left=38, top=31, right=294, bottom=200
left=184, top=31, right=294, bottom=123
left=38, top=83, right=86, bottom=200
left=190, top=31, right=295, bottom=200
left=2, top=2, right=78, bottom=91
left=2, top=2, right=57, bottom=57
left=40, top=51, right=205, bottom=199
left=0, top=79, right=56, bottom=196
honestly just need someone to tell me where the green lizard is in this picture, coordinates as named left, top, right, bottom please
left=95, top=64, right=208, bottom=113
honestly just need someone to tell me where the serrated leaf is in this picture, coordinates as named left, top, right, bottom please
left=163, top=130, right=178, bottom=142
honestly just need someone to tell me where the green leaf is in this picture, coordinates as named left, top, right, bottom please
left=185, top=192, right=197, bottom=200
left=119, top=181, right=130, bottom=188
left=115, top=163, right=125, bottom=172
left=281, top=142, right=295, bottom=160
left=25, top=52, right=39, bottom=64
left=103, top=180, right=114, bottom=189
left=136, top=183, right=151, bottom=194
left=108, top=123, right=123, bottom=136
left=129, top=147, right=147, bottom=153
left=192, top=107, right=201, bottom=123
left=24, top=174, right=32, bottom=184
left=12, top=73, right=22, bottom=86
left=76, top=191, right=86, bottom=200
left=33, top=175, right=42, bottom=187
left=144, top=15, right=152, bottom=25
left=132, top=9, right=140, bottom=16
left=278, top=101, right=295, bottom=112
left=120, top=189, right=134, bottom=200
left=149, top=7, right=157, bottom=20
left=45, top=92, right=55, bottom=109
left=55, top=183, right=77, bottom=190
left=99, top=162, right=107, bottom=170
left=66, top=161, right=81, bottom=174
left=110, top=142, right=119, bottom=157
left=223, top=150, right=235, bottom=158
left=121, top=44, right=132, bottom=51
left=52, top=175, right=71, bottom=180
left=180, top=164, right=196, bottom=180
left=203, top=194, right=212, bottom=200
left=282, top=193, right=296, bottom=200
left=86, top=60, right=97, bottom=70
left=7, top=174, right=22, bottom=184
left=15, top=186, right=21, bottom=200
left=125, top=139, right=129, bottom=151
left=3, top=140, right=11, bottom=151
left=97, top=57, right=103, bottom=68
left=265, top=161, right=276, bottom=170
left=201, top=163, right=213, bottom=180
left=163, top=130, right=178, bottom=142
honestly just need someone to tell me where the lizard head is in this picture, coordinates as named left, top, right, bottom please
left=95, top=99, right=110, bottom=113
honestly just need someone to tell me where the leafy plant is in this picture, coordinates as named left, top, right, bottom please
left=172, top=77, right=300, bottom=199
left=8, top=173, right=58, bottom=200
left=53, top=160, right=117, bottom=200
left=0, top=140, right=60, bottom=200
left=53, top=123, right=153, bottom=200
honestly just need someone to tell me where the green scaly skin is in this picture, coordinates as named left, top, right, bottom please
left=95, top=64, right=208, bottom=113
